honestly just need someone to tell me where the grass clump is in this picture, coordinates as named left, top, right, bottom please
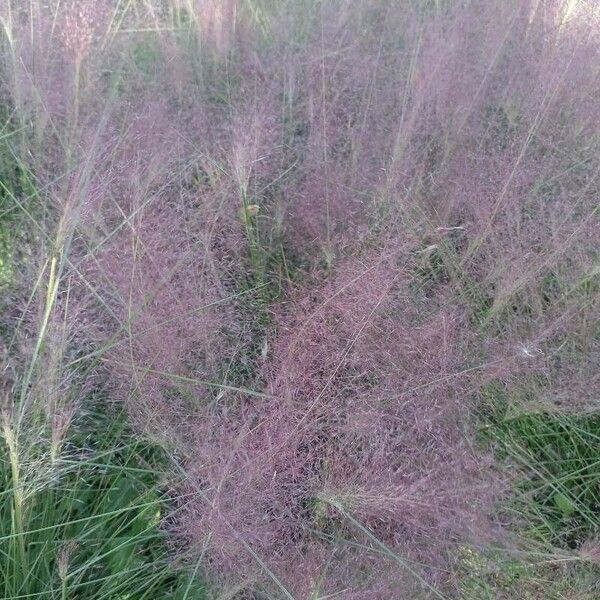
left=0, top=0, right=599, bottom=597
left=472, top=379, right=600, bottom=598
left=493, top=411, right=600, bottom=549
left=0, top=399, right=206, bottom=600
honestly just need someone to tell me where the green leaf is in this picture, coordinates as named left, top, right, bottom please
left=553, top=492, right=575, bottom=516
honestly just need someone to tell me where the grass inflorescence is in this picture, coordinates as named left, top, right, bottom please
left=1, top=0, right=599, bottom=598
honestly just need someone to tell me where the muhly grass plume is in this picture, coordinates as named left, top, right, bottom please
left=172, top=251, right=501, bottom=595
left=1, top=0, right=599, bottom=597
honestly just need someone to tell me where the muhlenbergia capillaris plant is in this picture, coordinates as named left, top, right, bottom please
left=1, top=0, right=599, bottom=598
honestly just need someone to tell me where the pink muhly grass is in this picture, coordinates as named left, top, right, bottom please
left=59, top=0, right=109, bottom=63
left=171, top=251, right=500, bottom=594
left=195, top=0, right=238, bottom=57
left=76, top=0, right=598, bottom=594
left=3, top=0, right=598, bottom=597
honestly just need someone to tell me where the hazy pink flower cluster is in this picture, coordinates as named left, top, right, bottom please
left=90, top=0, right=598, bottom=594
left=170, top=252, right=500, bottom=594
left=59, top=0, right=108, bottom=61
left=3, top=0, right=597, bottom=596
